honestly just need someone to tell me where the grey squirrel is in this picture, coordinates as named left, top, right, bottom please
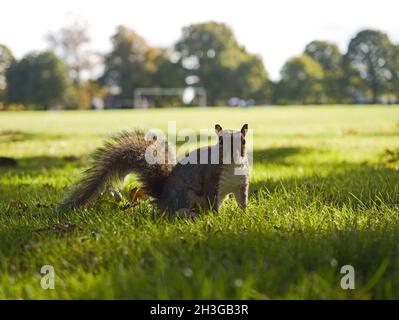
left=59, top=124, right=249, bottom=217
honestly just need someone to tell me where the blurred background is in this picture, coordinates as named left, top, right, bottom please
left=1, top=1, right=399, bottom=300
left=1, top=0, right=399, bottom=110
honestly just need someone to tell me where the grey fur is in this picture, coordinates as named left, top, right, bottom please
left=59, top=125, right=249, bottom=215
left=58, top=130, right=173, bottom=210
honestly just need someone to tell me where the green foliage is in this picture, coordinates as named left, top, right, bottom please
left=0, top=44, right=15, bottom=103
left=345, top=30, right=398, bottom=103
left=232, top=55, right=271, bottom=103
left=276, top=54, right=324, bottom=104
left=100, top=26, right=168, bottom=100
left=6, top=52, right=68, bottom=109
left=148, top=49, right=187, bottom=107
left=175, top=22, right=270, bottom=105
left=151, top=49, right=185, bottom=89
left=46, top=19, right=91, bottom=85
left=2, top=25, right=399, bottom=107
left=1, top=107, right=399, bottom=299
left=63, top=85, right=87, bottom=109
left=304, top=41, right=345, bottom=103
left=100, top=22, right=271, bottom=106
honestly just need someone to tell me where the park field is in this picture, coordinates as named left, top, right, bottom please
left=0, top=106, right=399, bottom=299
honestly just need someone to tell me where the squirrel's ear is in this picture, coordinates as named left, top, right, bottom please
left=241, top=124, right=248, bottom=136
left=215, top=124, right=223, bottom=135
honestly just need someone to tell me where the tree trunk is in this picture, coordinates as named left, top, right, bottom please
left=371, top=84, right=379, bottom=104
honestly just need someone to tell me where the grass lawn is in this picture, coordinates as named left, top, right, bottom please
left=0, top=105, right=399, bottom=299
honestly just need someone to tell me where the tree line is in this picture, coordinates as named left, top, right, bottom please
left=1, top=21, right=398, bottom=109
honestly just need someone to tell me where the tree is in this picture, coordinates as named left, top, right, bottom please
left=345, top=29, right=398, bottom=103
left=175, top=22, right=270, bottom=105
left=277, top=54, right=324, bottom=104
left=232, top=55, right=270, bottom=103
left=0, top=44, right=14, bottom=103
left=46, top=19, right=92, bottom=85
left=304, top=41, right=345, bottom=103
left=47, top=20, right=103, bottom=108
left=396, top=45, right=399, bottom=100
left=6, top=52, right=68, bottom=109
left=99, top=26, right=160, bottom=101
left=151, top=49, right=185, bottom=89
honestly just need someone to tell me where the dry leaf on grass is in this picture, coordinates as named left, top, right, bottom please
left=7, top=200, right=28, bottom=212
left=33, top=222, right=77, bottom=233
left=129, top=187, right=148, bottom=203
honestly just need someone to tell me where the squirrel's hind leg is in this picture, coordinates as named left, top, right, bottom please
left=234, top=184, right=249, bottom=210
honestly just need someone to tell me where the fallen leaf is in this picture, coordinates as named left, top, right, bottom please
left=129, top=187, right=148, bottom=203
left=385, top=162, right=399, bottom=171
left=343, top=128, right=358, bottom=135
left=51, top=222, right=77, bottom=232
left=8, top=200, right=28, bottom=212
left=33, top=222, right=77, bottom=233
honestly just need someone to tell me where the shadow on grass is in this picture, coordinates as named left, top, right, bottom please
left=251, top=147, right=399, bottom=208
left=104, top=226, right=399, bottom=299
left=0, top=155, right=85, bottom=174
left=2, top=222, right=398, bottom=299
left=0, top=155, right=85, bottom=205
left=253, top=147, right=309, bottom=165
left=0, top=217, right=399, bottom=299
left=1, top=148, right=399, bottom=299
left=1, top=146, right=308, bottom=179
left=2, top=147, right=399, bottom=215
left=0, top=130, right=66, bottom=143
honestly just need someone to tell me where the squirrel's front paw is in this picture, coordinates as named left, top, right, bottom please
left=176, top=208, right=198, bottom=219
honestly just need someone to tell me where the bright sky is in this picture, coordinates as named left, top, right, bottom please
left=1, top=0, right=399, bottom=80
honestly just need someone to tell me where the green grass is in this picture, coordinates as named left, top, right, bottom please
left=0, top=105, right=399, bottom=299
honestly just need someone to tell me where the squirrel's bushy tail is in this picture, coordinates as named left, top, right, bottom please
left=58, top=130, right=175, bottom=210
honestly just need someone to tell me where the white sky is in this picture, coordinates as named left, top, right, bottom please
left=1, top=0, right=399, bottom=80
